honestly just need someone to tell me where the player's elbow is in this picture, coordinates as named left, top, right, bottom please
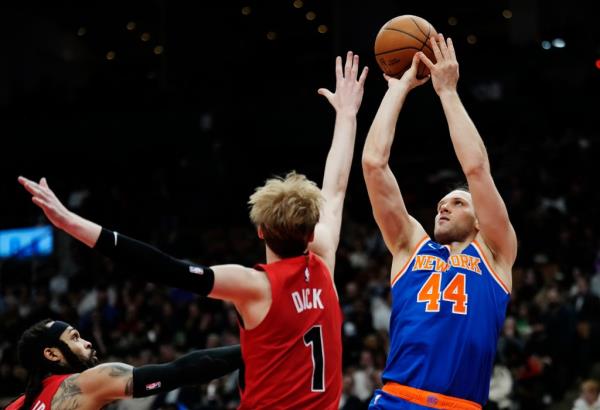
left=362, top=152, right=387, bottom=173
left=462, top=161, right=488, bottom=178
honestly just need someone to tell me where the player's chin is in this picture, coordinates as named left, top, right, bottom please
left=433, top=226, right=451, bottom=244
left=89, top=350, right=100, bottom=365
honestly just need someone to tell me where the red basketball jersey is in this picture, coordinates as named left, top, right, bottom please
left=6, top=374, right=71, bottom=410
left=238, top=252, right=342, bottom=410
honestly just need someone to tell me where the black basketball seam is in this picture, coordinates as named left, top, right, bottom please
left=382, top=27, right=434, bottom=54
left=382, top=28, right=424, bottom=45
left=375, top=46, right=422, bottom=57
left=419, top=23, right=429, bottom=52
left=421, top=24, right=433, bottom=54
left=424, top=23, right=432, bottom=53
left=410, top=17, right=428, bottom=37
left=409, top=17, right=434, bottom=55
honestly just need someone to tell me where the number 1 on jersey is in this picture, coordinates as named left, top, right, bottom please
left=303, top=325, right=325, bottom=392
left=417, top=272, right=468, bottom=314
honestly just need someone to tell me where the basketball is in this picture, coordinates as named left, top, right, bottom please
left=374, top=15, right=438, bottom=79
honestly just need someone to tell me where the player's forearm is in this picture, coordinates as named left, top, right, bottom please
left=362, top=85, right=409, bottom=167
left=132, top=345, right=242, bottom=398
left=93, top=228, right=215, bottom=295
left=61, top=212, right=103, bottom=248
left=439, top=91, right=490, bottom=175
left=321, top=112, right=356, bottom=201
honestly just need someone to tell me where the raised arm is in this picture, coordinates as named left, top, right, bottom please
left=18, top=177, right=269, bottom=307
left=59, top=346, right=241, bottom=408
left=361, top=55, right=429, bottom=255
left=18, top=177, right=101, bottom=247
left=307, top=51, right=368, bottom=274
left=419, top=34, right=517, bottom=274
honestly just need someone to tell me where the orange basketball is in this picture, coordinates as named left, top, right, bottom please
left=374, top=15, right=437, bottom=79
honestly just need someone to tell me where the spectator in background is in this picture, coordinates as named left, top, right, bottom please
left=573, top=379, right=600, bottom=410
left=487, top=358, right=513, bottom=410
left=571, top=274, right=600, bottom=376
left=339, top=370, right=365, bottom=410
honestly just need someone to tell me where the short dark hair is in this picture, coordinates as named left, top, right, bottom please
left=447, top=182, right=470, bottom=194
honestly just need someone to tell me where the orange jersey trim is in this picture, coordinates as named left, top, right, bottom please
left=382, top=382, right=482, bottom=410
left=391, top=235, right=429, bottom=287
left=472, top=240, right=510, bottom=294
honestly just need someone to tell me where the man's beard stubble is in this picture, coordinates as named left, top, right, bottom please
left=53, top=340, right=99, bottom=374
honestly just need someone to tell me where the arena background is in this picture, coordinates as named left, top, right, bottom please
left=1, top=1, right=599, bottom=409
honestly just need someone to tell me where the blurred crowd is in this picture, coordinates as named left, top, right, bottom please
left=1, top=127, right=599, bottom=410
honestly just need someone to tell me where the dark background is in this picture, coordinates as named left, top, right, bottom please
left=1, top=0, right=598, bottom=231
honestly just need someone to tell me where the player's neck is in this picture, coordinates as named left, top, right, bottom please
left=445, top=233, right=478, bottom=255
left=265, top=246, right=283, bottom=264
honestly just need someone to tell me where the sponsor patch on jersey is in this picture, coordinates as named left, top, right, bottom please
left=189, top=266, right=204, bottom=274
left=145, top=381, right=162, bottom=391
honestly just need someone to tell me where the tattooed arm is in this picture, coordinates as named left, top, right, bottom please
left=50, top=364, right=133, bottom=410
left=52, top=346, right=241, bottom=409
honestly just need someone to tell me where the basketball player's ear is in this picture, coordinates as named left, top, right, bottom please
left=307, top=231, right=315, bottom=243
left=474, top=217, right=481, bottom=232
left=43, top=347, right=63, bottom=363
left=257, top=226, right=264, bottom=240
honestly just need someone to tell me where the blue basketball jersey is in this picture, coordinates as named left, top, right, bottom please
left=382, top=236, right=510, bottom=405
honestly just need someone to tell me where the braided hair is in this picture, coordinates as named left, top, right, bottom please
left=16, top=319, right=92, bottom=410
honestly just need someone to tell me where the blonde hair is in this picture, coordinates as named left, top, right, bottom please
left=582, top=379, right=600, bottom=394
left=249, top=172, right=324, bottom=257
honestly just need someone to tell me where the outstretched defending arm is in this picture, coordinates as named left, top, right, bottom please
left=308, top=51, right=368, bottom=275
left=56, top=345, right=241, bottom=408
left=18, top=176, right=267, bottom=305
left=19, top=176, right=217, bottom=295
left=419, top=34, right=517, bottom=287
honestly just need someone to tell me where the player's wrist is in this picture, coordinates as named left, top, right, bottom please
left=388, top=82, right=410, bottom=96
left=335, top=109, right=358, bottom=118
left=437, top=88, right=459, bottom=99
left=58, top=210, right=77, bottom=232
